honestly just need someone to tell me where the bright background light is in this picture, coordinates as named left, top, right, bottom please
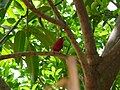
left=67, top=0, right=117, bottom=11
left=107, top=2, right=117, bottom=11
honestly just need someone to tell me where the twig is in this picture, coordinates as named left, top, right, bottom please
left=47, top=0, right=64, bottom=21
left=110, top=0, right=120, bottom=8
left=55, top=0, right=64, bottom=6
left=0, top=51, right=67, bottom=61
left=0, top=15, right=26, bottom=45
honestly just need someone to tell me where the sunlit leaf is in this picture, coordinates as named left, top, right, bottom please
left=55, top=68, right=62, bottom=75
left=32, top=83, right=38, bottom=90
left=51, top=66, right=55, bottom=72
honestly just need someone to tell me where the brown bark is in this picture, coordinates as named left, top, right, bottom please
left=0, top=52, right=67, bottom=61
left=73, top=0, right=99, bottom=65
left=0, top=76, right=10, bottom=90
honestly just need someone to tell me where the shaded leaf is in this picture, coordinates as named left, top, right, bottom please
left=0, top=0, right=12, bottom=21
left=14, top=0, right=24, bottom=11
left=30, top=27, right=55, bottom=49
left=7, top=18, right=16, bottom=24
left=25, top=42, right=39, bottom=83
left=14, top=31, right=26, bottom=64
left=40, top=27, right=56, bottom=43
left=85, top=0, right=94, bottom=7
left=28, top=6, right=50, bottom=22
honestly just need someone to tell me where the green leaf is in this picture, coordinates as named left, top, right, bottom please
left=40, top=27, right=56, bottom=44
left=30, top=27, right=54, bottom=49
left=7, top=6, right=15, bottom=18
left=32, top=83, right=38, bottom=90
left=21, top=87, right=30, bottom=90
left=14, top=31, right=26, bottom=52
left=91, top=2, right=98, bottom=10
left=7, top=18, right=16, bottom=24
left=14, top=1, right=24, bottom=11
left=28, top=6, right=50, bottom=22
left=116, top=0, right=120, bottom=4
left=14, top=31, right=26, bottom=64
left=85, top=0, right=94, bottom=7
left=55, top=68, right=62, bottom=75
left=51, top=66, right=55, bottom=72
left=0, top=0, right=12, bottom=21
left=0, top=25, right=11, bottom=30
left=39, top=6, right=51, bottom=12
left=25, top=42, right=39, bottom=83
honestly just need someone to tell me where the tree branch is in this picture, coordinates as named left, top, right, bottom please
left=47, top=0, right=63, bottom=20
left=102, top=15, right=120, bottom=57
left=98, top=38, right=120, bottom=73
left=0, top=52, right=67, bottom=61
left=97, top=15, right=120, bottom=90
left=22, top=0, right=65, bottom=28
left=55, top=0, right=64, bottom=6
left=73, top=0, right=99, bottom=64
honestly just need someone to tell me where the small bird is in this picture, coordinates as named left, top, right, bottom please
left=51, top=37, right=65, bottom=52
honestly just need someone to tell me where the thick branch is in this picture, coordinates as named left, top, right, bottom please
left=0, top=52, right=67, bottom=61
left=73, top=0, right=99, bottom=64
left=98, top=48, right=120, bottom=89
left=102, top=15, right=120, bottom=56
left=98, top=38, right=120, bottom=72
left=47, top=0, right=63, bottom=20
left=98, top=15, right=120, bottom=89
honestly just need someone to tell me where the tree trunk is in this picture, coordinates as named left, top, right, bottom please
left=0, top=76, right=10, bottom=90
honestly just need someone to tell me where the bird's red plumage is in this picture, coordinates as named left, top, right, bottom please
left=51, top=37, right=64, bottom=52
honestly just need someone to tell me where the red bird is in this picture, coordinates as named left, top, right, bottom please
left=51, top=37, right=65, bottom=52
